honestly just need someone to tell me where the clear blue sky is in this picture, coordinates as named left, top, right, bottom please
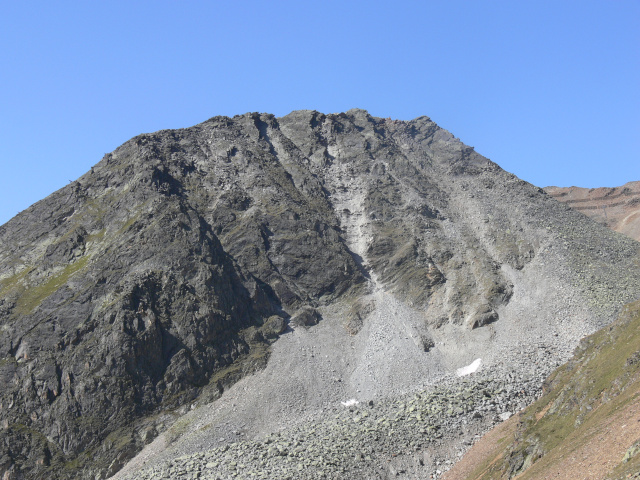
left=1, top=1, right=638, bottom=226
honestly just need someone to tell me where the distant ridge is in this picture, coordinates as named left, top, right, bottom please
left=545, top=181, right=640, bottom=242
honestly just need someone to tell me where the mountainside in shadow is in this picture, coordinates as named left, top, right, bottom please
left=1, top=109, right=639, bottom=479
left=545, top=181, right=640, bottom=242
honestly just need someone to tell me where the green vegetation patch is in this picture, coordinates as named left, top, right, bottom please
left=15, top=256, right=90, bottom=315
left=0, top=265, right=34, bottom=297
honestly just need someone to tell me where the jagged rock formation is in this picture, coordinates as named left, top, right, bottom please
left=545, top=181, right=640, bottom=242
left=0, top=109, right=639, bottom=479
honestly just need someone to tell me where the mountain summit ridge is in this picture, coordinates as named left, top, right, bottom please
left=0, top=110, right=638, bottom=479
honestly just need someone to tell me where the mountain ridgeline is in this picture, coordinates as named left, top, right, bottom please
left=0, top=110, right=638, bottom=479
left=545, top=181, right=640, bottom=242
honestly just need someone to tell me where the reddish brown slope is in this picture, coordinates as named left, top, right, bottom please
left=545, top=181, right=640, bottom=242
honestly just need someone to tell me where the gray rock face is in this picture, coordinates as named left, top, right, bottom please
left=0, top=109, right=638, bottom=479
left=289, top=307, right=321, bottom=328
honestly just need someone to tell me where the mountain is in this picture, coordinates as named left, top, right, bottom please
left=0, top=109, right=638, bottom=479
left=545, top=182, right=640, bottom=242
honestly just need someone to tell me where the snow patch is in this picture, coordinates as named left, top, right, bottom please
left=456, top=358, right=482, bottom=377
left=341, top=399, right=359, bottom=407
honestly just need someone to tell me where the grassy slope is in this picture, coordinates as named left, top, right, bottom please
left=447, top=300, right=640, bottom=480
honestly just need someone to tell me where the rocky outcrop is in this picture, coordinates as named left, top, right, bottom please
left=1, top=109, right=639, bottom=479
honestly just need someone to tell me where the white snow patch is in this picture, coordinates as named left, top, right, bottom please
left=341, top=399, right=359, bottom=407
left=456, top=358, right=482, bottom=377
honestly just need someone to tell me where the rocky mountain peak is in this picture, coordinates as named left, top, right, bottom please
left=1, top=110, right=638, bottom=479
